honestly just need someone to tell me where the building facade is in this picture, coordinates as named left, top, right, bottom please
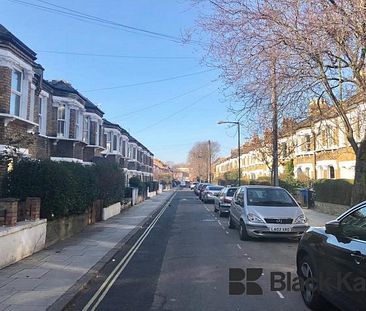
left=0, top=24, right=153, bottom=182
left=214, top=103, right=361, bottom=182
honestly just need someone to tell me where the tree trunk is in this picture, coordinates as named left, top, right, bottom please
left=271, top=60, right=279, bottom=187
left=351, top=140, right=366, bottom=205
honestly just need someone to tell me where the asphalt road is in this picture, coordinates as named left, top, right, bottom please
left=74, top=190, right=312, bottom=311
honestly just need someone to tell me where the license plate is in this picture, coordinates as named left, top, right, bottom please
left=270, top=226, right=291, bottom=232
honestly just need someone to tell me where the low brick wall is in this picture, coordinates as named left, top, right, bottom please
left=314, top=201, right=350, bottom=217
left=45, top=214, right=88, bottom=247
left=0, top=219, right=47, bottom=269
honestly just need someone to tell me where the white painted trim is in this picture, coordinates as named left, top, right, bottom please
left=0, top=49, right=34, bottom=71
left=0, top=144, right=29, bottom=155
left=50, top=157, right=84, bottom=163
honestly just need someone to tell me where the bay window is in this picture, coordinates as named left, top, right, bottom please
left=113, top=134, right=118, bottom=151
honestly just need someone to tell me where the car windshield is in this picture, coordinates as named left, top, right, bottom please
left=247, top=188, right=297, bottom=207
left=207, top=186, right=223, bottom=191
left=227, top=188, right=238, bottom=197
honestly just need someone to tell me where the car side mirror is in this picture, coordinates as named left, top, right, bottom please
left=325, top=220, right=342, bottom=235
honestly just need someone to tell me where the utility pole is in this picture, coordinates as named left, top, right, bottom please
left=208, top=140, right=212, bottom=183
left=237, top=122, right=241, bottom=186
left=271, top=59, right=279, bottom=187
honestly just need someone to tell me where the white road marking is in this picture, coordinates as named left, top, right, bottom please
left=218, top=220, right=222, bottom=226
left=247, top=257, right=251, bottom=260
left=276, top=291, right=285, bottom=299
left=244, top=253, right=248, bottom=256
left=225, top=231, right=229, bottom=234
left=82, top=192, right=177, bottom=311
left=236, top=244, right=242, bottom=250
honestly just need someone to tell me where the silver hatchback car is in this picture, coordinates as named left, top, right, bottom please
left=228, top=185, right=309, bottom=240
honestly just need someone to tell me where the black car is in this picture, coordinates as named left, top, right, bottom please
left=296, top=202, right=366, bottom=311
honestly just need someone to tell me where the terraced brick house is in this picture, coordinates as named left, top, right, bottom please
left=102, top=119, right=154, bottom=183
left=0, top=24, right=153, bottom=180
left=214, top=100, right=361, bottom=182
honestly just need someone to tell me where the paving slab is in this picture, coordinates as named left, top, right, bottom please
left=0, top=190, right=174, bottom=311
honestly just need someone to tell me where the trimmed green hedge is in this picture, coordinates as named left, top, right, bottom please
left=313, top=179, right=353, bottom=206
left=1, top=159, right=126, bottom=219
left=2, top=160, right=98, bottom=219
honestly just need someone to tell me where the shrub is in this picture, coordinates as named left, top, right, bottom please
left=94, top=161, right=125, bottom=207
left=129, top=176, right=141, bottom=188
left=313, top=179, right=353, bottom=206
left=2, top=159, right=98, bottom=220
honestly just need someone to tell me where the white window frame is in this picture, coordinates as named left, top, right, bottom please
left=83, top=116, right=89, bottom=144
left=75, top=110, right=80, bottom=140
left=107, top=132, right=112, bottom=152
left=38, top=96, right=47, bottom=135
left=57, top=105, right=66, bottom=137
left=10, top=69, right=22, bottom=117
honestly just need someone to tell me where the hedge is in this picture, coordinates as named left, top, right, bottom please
left=1, top=159, right=126, bottom=219
left=313, top=179, right=353, bottom=206
left=2, top=160, right=98, bottom=219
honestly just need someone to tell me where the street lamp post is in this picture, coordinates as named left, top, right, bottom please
left=218, top=121, right=241, bottom=186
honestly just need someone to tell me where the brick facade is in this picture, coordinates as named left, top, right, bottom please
left=0, top=66, right=11, bottom=114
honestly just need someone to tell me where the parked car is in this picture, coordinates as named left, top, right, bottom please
left=202, top=185, right=224, bottom=203
left=228, top=185, right=309, bottom=240
left=296, top=201, right=366, bottom=311
left=194, top=183, right=205, bottom=196
left=199, top=184, right=212, bottom=200
left=190, top=182, right=198, bottom=190
left=214, top=186, right=239, bottom=216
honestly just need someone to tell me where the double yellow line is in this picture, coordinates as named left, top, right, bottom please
left=82, top=192, right=177, bottom=311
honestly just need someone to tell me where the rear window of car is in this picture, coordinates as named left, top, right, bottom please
left=246, top=188, right=296, bottom=207
left=207, top=186, right=223, bottom=191
left=227, top=188, right=238, bottom=197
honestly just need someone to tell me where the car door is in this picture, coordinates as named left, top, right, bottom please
left=321, top=205, right=366, bottom=309
left=231, top=188, right=244, bottom=223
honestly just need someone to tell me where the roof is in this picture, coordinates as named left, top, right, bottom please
left=0, top=24, right=37, bottom=61
left=46, top=80, right=104, bottom=116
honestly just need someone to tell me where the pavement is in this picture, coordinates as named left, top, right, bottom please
left=303, top=208, right=335, bottom=227
left=65, top=190, right=339, bottom=311
left=0, top=190, right=174, bottom=311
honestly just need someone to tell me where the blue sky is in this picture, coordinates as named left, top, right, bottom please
left=1, top=0, right=240, bottom=163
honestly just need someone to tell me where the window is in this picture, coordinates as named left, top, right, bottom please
left=10, top=69, right=22, bottom=116
left=305, top=167, right=310, bottom=177
left=38, top=97, right=43, bottom=134
left=57, top=105, right=66, bottom=137
left=106, top=132, right=112, bottom=152
left=83, top=117, right=89, bottom=143
left=122, top=140, right=126, bottom=156
left=247, top=188, right=297, bottom=207
left=329, top=165, right=335, bottom=179
left=75, top=110, right=80, bottom=139
left=90, top=121, right=97, bottom=145
left=305, top=135, right=311, bottom=151
left=119, top=137, right=123, bottom=153
left=281, top=142, right=287, bottom=158
left=341, top=206, right=366, bottom=241
left=113, top=135, right=117, bottom=151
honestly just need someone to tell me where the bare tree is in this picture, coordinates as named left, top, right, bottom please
left=187, top=141, right=220, bottom=182
left=195, top=0, right=366, bottom=204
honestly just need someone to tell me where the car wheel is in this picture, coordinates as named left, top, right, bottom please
left=228, top=214, right=235, bottom=229
left=219, top=207, right=224, bottom=217
left=239, top=221, right=250, bottom=241
left=214, top=204, right=218, bottom=212
left=298, top=255, right=327, bottom=310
